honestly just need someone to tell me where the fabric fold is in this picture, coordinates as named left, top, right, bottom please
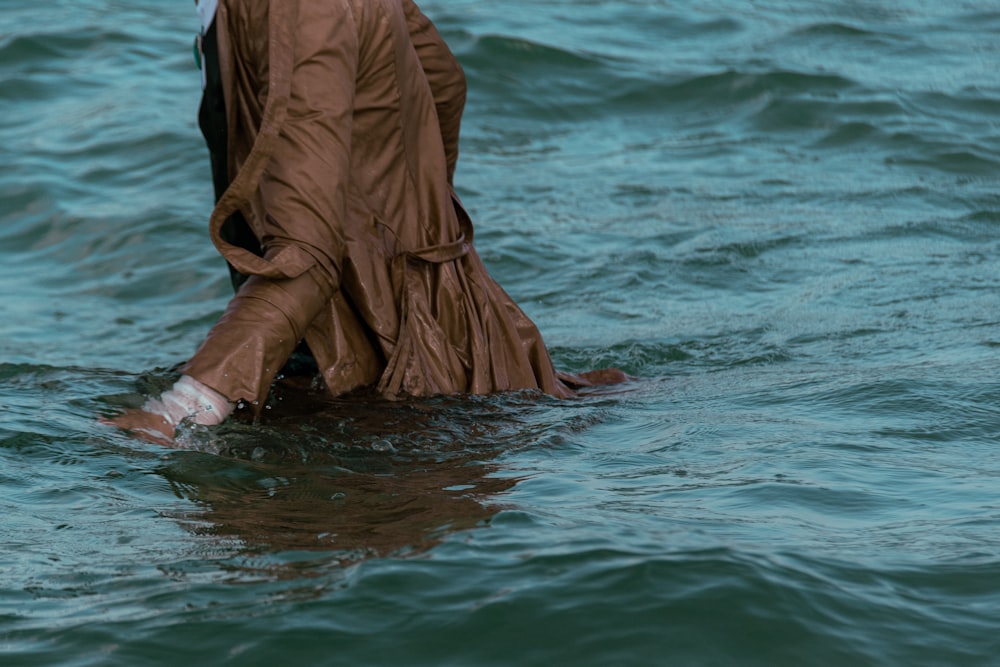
left=184, top=0, right=582, bottom=409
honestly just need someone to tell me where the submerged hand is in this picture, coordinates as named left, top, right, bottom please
left=575, top=368, right=630, bottom=385
left=99, top=375, right=234, bottom=447
left=99, top=409, right=176, bottom=446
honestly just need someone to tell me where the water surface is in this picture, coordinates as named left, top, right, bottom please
left=2, top=1, right=1000, bottom=664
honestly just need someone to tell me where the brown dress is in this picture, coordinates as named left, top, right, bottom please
left=181, top=0, right=583, bottom=406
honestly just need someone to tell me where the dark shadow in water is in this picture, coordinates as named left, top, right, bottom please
left=152, top=383, right=539, bottom=575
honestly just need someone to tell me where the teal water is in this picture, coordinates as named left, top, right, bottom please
left=2, top=1, right=1000, bottom=664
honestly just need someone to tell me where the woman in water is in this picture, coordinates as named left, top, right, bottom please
left=108, top=0, right=623, bottom=444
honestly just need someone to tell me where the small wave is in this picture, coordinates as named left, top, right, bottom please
left=961, top=210, right=1000, bottom=224
left=812, top=121, right=880, bottom=148
left=787, top=21, right=913, bottom=50
left=465, top=34, right=604, bottom=70
left=689, top=234, right=803, bottom=262
left=461, top=34, right=620, bottom=122
left=794, top=22, right=888, bottom=39
left=911, top=88, right=1000, bottom=124
left=0, top=362, right=70, bottom=384
left=611, top=69, right=856, bottom=116
left=0, top=29, right=135, bottom=67
left=0, top=75, right=59, bottom=103
left=885, top=145, right=1000, bottom=177
left=553, top=340, right=692, bottom=378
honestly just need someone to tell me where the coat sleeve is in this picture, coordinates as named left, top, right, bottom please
left=182, top=0, right=361, bottom=406
left=402, top=0, right=467, bottom=184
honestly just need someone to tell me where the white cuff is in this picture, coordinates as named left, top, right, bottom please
left=144, top=375, right=234, bottom=427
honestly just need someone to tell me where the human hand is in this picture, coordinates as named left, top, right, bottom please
left=99, top=409, right=175, bottom=446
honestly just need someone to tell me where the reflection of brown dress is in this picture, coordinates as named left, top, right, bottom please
left=181, top=0, right=577, bottom=406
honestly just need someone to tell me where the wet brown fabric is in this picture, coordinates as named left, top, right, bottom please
left=182, top=0, right=576, bottom=405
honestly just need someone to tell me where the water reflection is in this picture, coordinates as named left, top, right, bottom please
left=154, top=388, right=526, bottom=570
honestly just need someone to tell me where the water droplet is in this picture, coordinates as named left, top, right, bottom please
left=371, top=439, right=395, bottom=453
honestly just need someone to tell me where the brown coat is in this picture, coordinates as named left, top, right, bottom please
left=181, top=0, right=580, bottom=406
